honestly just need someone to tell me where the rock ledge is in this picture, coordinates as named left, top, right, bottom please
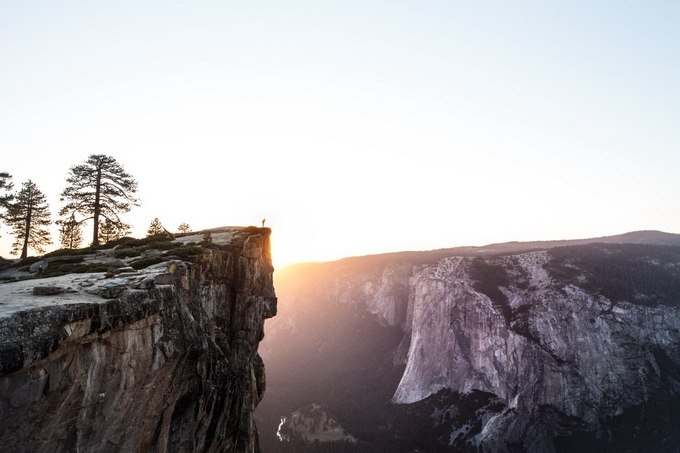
left=0, top=226, right=276, bottom=453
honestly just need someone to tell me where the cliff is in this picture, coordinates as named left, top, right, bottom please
left=0, top=226, right=276, bottom=453
left=258, top=232, right=680, bottom=452
left=393, top=247, right=680, bottom=451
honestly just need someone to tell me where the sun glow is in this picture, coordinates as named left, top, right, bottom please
left=0, top=2, right=679, bottom=263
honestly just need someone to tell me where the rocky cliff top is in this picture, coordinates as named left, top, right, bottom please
left=0, top=226, right=276, bottom=452
left=0, top=226, right=268, bottom=315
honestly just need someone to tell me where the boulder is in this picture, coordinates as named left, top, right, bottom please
left=29, top=260, right=47, bottom=274
left=32, top=286, right=63, bottom=296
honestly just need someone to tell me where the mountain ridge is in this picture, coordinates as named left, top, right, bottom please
left=279, top=230, right=680, bottom=271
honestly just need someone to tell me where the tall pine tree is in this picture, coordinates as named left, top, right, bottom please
left=59, top=154, right=139, bottom=246
left=3, top=180, right=52, bottom=258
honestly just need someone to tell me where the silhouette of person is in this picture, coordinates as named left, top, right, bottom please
left=261, top=218, right=266, bottom=228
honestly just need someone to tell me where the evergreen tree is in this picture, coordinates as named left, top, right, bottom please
left=0, top=172, right=13, bottom=236
left=99, top=218, right=130, bottom=244
left=147, top=217, right=166, bottom=237
left=177, top=222, right=191, bottom=234
left=0, top=172, right=13, bottom=209
left=59, top=154, right=139, bottom=246
left=57, top=213, right=83, bottom=250
left=3, top=180, right=52, bottom=259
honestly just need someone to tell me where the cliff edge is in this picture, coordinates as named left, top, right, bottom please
left=0, top=226, right=276, bottom=453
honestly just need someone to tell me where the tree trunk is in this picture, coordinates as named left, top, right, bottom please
left=21, top=209, right=31, bottom=259
left=92, top=168, right=102, bottom=246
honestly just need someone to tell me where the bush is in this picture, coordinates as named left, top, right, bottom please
left=105, top=234, right=173, bottom=249
left=100, top=236, right=138, bottom=248
left=42, top=263, right=112, bottom=278
left=129, top=256, right=166, bottom=270
left=114, top=248, right=142, bottom=259
left=44, top=247, right=97, bottom=258
left=10, top=256, right=42, bottom=269
left=142, top=240, right=177, bottom=251
left=166, top=245, right=206, bottom=261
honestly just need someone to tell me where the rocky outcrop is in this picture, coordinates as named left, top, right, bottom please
left=393, top=249, right=680, bottom=451
left=277, top=404, right=357, bottom=444
left=0, top=227, right=276, bottom=453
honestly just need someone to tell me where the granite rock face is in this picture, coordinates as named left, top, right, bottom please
left=393, top=249, right=680, bottom=451
left=259, top=236, right=680, bottom=452
left=0, top=227, right=276, bottom=453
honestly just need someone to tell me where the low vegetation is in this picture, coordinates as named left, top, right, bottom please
left=0, top=231, right=228, bottom=282
left=41, top=263, right=113, bottom=278
left=547, top=243, right=680, bottom=307
left=129, top=257, right=166, bottom=270
left=0, top=256, right=12, bottom=272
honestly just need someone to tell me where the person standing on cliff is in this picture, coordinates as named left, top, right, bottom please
left=261, top=218, right=266, bottom=228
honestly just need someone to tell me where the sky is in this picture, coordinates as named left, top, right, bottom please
left=1, top=1, right=679, bottom=268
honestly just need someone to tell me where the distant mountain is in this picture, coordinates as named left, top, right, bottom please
left=470, top=229, right=680, bottom=253
left=256, top=231, right=680, bottom=452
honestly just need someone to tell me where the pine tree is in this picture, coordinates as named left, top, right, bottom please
left=0, top=172, right=13, bottom=209
left=57, top=213, right=84, bottom=250
left=99, top=218, right=131, bottom=244
left=0, top=172, right=13, bottom=237
left=147, top=217, right=166, bottom=237
left=177, top=222, right=191, bottom=234
left=3, top=180, right=52, bottom=259
left=59, top=154, right=139, bottom=246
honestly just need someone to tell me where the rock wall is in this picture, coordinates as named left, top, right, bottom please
left=260, top=240, right=680, bottom=452
left=392, top=250, right=680, bottom=451
left=0, top=227, right=276, bottom=453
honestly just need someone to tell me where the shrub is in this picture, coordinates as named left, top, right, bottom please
left=100, top=236, right=138, bottom=248
left=106, top=235, right=174, bottom=249
left=44, top=246, right=97, bottom=258
left=129, top=256, right=166, bottom=270
left=42, top=263, right=111, bottom=278
left=114, top=248, right=141, bottom=259
left=142, top=240, right=177, bottom=251
left=167, top=245, right=206, bottom=261
left=0, top=256, right=12, bottom=271
left=9, top=256, right=42, bottom=269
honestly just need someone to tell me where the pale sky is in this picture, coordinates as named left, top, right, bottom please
left=1, top=1, right=679, bottom=267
